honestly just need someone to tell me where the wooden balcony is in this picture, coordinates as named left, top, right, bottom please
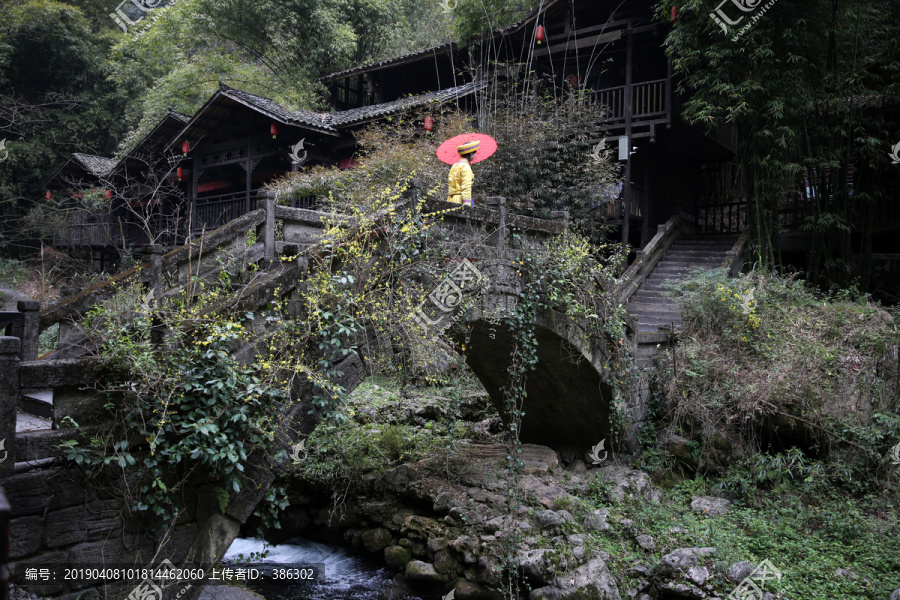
left=587, top=79, right=669, bottom=126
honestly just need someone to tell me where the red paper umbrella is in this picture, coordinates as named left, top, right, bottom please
left=436, top=133, right=498, bottom=165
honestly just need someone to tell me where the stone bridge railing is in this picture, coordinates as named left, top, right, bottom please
left=1, top=187, right=581, bottom=600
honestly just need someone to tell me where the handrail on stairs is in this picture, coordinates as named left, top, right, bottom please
left=614, top=213, right=684, bottom=306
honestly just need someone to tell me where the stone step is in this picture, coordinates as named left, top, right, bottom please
left=630, top=290, right=672, bottom=301
left=669, top=240, right=734, bottom=252
left=650, top=266, right=702, bottom=274
left=628, top=302, right=681, bottom=314
left=628, top=311, right=682, bottom=324
left=15, top=428, right=74, bottom=462
left=658, top=255, right=728, bottom=264
left=676, top=236, right=738, bottom=244
left=20, top=390, right=53, bottom=419
left=629, top=293, right=680, bottom=303
left=637, top=324, right=682, bottom=334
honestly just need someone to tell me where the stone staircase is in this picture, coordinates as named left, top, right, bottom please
left=627, top=235, right=739, bottom=335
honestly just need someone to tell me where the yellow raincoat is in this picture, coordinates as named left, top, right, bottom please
left=447, top=159, right=474, bottom=206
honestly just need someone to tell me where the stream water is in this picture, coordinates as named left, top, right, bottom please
left=223, top=537, right=448, bottom=600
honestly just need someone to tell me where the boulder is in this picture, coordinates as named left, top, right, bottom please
left=652, top=547, right=717, bottom=599
left=450, top=535, right=481, bottom=564
left=591, top=466, right=653, bottom=502
left=565, top=459, right=587, bottom=474
left=361, top=527, right=393, bottom=552
left=690, top=496, right=731, bottom=516
left=726, top=561, right=754, bottom=583
left=635, top=534, right=655, bottom=551
left=534, top=510, right=565, bottom=532
left=434, top=549, right=462, bottom=576
left=528, top=557, right=621, bottom=600
left=405, top=560, right=447, bottom=584
left=583, top=508, right=611, bottom=533
left=384, top=545, right=412, bottom=569
left=518, top=549, right=557, bottom=585
left=451, top=577, right=499, bottom=600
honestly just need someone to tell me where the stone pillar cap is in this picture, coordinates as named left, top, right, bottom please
left=17, top=300, right=40, bottom=312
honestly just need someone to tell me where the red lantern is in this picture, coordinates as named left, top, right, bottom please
left=670, top=5, right=679, bottom=23
left=424, top=116, right=433, bottom=131
left=105, top=189, right=112, bottom=199
left=45, top=190, right=51, bottom=199
left=182, top=141, right=190, bottom=156
left=535, top=25, right=545, bottom=44
left=270, top=122, right=279, bottom=139
left=177, top=167, right=184, bottom=181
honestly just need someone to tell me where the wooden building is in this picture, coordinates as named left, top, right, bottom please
left=46, top=0, right=897, bottom=293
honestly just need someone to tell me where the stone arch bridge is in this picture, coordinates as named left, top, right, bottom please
left=0, top=190, right=640, bottom=599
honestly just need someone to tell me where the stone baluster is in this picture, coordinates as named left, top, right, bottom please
left=16, top=301, right=40, bottom=362
left=0, top=337, right=21, bottom=477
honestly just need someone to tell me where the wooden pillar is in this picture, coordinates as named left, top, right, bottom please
left=245, top=148, right=253, bottom=215
left=190, top=159, right=200, bottom=239
left=621, top=25, right=634, bottom=248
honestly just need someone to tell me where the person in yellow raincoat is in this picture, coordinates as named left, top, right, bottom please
left=447, top=140, right=479, bottom=207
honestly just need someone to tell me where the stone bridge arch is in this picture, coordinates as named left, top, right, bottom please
left=450, top=260, right=633, bottom=456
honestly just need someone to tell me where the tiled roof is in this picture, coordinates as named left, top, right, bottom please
left=219, top=83, right=336, bottom=132
left=219, top=80, right=484, bottom=131
left=71, top=153, right=116, bottom=177
left=318, top=0, right=565, bottom=84
left=331, top=80, right=486, bottom=127
left=319, top=42, right=456, bottom=83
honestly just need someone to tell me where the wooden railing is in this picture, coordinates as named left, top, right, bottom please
left=697, top=201, right=746, bottom=235
left=192, top=191, right=249, bottom=233
left=598, top=186, right=644, bottom=219
left=587, top=79, right=668, bottom=122
left=52, top=222, right=114, bottom=247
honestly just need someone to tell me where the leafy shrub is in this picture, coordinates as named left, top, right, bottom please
left=656, top=268, right=899, bottom=487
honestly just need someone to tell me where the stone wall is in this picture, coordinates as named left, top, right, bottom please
left=2, top=343, right=365, bottom=600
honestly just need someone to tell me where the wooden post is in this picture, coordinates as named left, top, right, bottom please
left=190, top=160, right=200, bottom=238
left=245, top=151, right=253, bottom=215
left=0, top=337, right=20, bottom=478
left=622, top=25, right=634, bottom=248
left=16, top=301, right=40, bottom=362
